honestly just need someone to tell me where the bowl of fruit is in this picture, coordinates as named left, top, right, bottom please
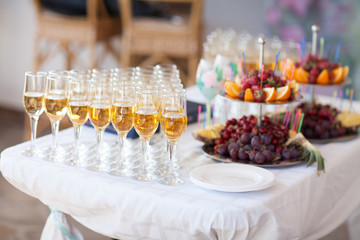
left=295, top=102, right=359, bottom=143
left=223, top=69, right=301, bottom=104
left=193, top=115, right=325, bottom=175
left=284, top=53, right=349, bottom=85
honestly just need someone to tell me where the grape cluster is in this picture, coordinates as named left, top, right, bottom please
left=295, top=54, right=340, bottom=84
left=296, top=102, right=348, bottom=139
left=239, top=69, right=288, bottom=102
left=214, top=115, right=300, bottom=164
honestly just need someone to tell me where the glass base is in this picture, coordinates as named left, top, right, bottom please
left=87, top=163, right=112, bottom=172
left=42, top=145, right=67, bottom=163
left=22, top=147, right=43, bottom=158
left=134, top=169, right=163, bottom=181
left=159, top=174, right=184, bottom=186
left=109, top=167, right=139, bottom=177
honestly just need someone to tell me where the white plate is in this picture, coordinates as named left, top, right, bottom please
left=189, top=163, right=275, bottom=192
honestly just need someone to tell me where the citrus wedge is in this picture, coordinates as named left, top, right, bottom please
left=284, top=59, right=295, bottom=79
left=276, top=85, right=291, bottom=101
left=316, top=69, right=329, bottom=85
left=263, top=87, right=277, bottom=102
left=289, top=80, right=299, bottom=93
left=332, top=67, right=344, bottom=84
left=244, top=88, right=255, bottom=101
left=224, top=80, right=241, bottom=98
left=234, top=74, right=242, bottom=87
left=343, top=66, right=349, bottom=79
left=294, top=68, right=309, bottom=83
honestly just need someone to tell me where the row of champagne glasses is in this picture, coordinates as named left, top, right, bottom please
left=22, top=65, right=187, bottom=185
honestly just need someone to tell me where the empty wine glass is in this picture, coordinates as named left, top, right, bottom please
left=159, top=90, right=187, bottom=185
left=88, top=79, right=112, bottom=171
left=67, top=73, right=91, bottom=166
left=44, top=72, right=69, bottom=161
left=22, top=71, right=47, bottom=157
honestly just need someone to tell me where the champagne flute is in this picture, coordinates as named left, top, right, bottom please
left=134, top=88, right=160, bottom=181
left=88, top=79, right=112, bottom=171
left=44, top=72, right=69, bottom=161
left=67, top=73, right=90, bottom=166
left=159, top=90, right=187, bottom=185
left=110, top=82, right=137, bottom=176
left=22, top=71, right=47, bottom=157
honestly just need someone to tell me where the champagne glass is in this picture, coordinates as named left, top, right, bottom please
left=92, top=68, right=113, bottom=79
left=22, top=71, right=47, bottom=157
left=88, top=80, right=112, bottom=171
left=159, top=90, right=187, bottom=185
left=44, top=72, right=69, bottom=161
left=67, top=74, right=90, bottom=166
left=134, top=88, right=160, bottom=181
left=110, top=82, right=137, bottom=176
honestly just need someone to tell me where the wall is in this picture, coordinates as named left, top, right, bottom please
left=0, top=0, right=265, bottom=111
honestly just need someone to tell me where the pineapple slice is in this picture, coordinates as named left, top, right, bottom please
left=192, top=124, right=224, bottom=144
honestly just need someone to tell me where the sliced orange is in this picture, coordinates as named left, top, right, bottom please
left=343, top=66, right=349, bottom=79
left=294, top=68, right=309, bottom=83
left=224, top=80, right=241, bottom=98
left=289, top=80, right=299, bottom=93
left=244, top=88, right=255, bottom=101
left=234, top=74, right=242, bottom=87
left=263, top=87, right=277, bottom=102
left=284, top=59, right=295, bottom=79
left=276, top=85, right=291, bottom=101
left=332, top=67, right=344, bottom=84
left=316, top=69, right=329, bottom=85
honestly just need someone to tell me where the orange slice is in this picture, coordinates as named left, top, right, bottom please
left=284, top=59, right=295, bottom=79
left=289, top=80, right=299, bottom=93
left=263, top=87, right=277, bottom=102
left=276, top=85, right=291, bottom=101
left=332, top=67, right=344, bottom=84
left=234, top=74, right=242, bottom=86
left=294, top=68, right=309, bottom=83
left=244, top=88, right=255, bottom=101
left=343, top=66, right=349, bottom=79
left=316, top=69, right=329, bottom=85
left=224, top=80, right=241, bottom=97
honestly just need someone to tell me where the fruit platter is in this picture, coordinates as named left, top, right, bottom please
left=284, top=54, right=349, bottom=86
left=193, top=115, right=325, bottom=175
left=223, top=69, right=301, bottom=104
left=295, top=102, right=360, bottom=143
left=283, top=25, right=349, bottom=87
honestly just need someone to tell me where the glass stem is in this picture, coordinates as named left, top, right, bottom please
left=118, top=134, right=126, bottom=168
left=168, top=141, right=177, bottom=177
left=140, top=137, right=149, bottom=173
left=29, top=115, right=39, bottom=151
left=50, top=120, right=60, bottom=152
left=95, top=128, right=104, bottom=163
left=73, top=124, right=82, bottom=160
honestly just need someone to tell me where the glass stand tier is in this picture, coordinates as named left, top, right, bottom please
left=218, top=92, right=303, bottom=127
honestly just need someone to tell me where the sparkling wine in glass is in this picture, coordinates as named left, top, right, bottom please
left=22, top=71, right=47, bottom=157
left=134, top=88, right=161, bottom=181
left=67, top=73, right=91, bottom=166
left=110, top=83, right=138, bottom=176
left=88, top=80, right=112, bottom=171
left=159, top=90, right=187, bottom=185
left=44, top=72, right=69, bottom=161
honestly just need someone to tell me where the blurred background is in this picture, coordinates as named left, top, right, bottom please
left=0, top=0, right=359, bottom=239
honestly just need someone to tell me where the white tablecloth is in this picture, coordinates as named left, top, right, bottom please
left=1, top=120, right=360, bottom=239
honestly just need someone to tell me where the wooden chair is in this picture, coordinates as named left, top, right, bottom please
left=24, top=0, right=122, bottom=141
left=118, top=0, right=203, bottom=87
left=32, top=0, right=121, bottom=70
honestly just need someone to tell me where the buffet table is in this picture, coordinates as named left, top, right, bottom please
left=2, top=84, right=360, bottom=239
left=1, top=109, right=360, bottom=239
